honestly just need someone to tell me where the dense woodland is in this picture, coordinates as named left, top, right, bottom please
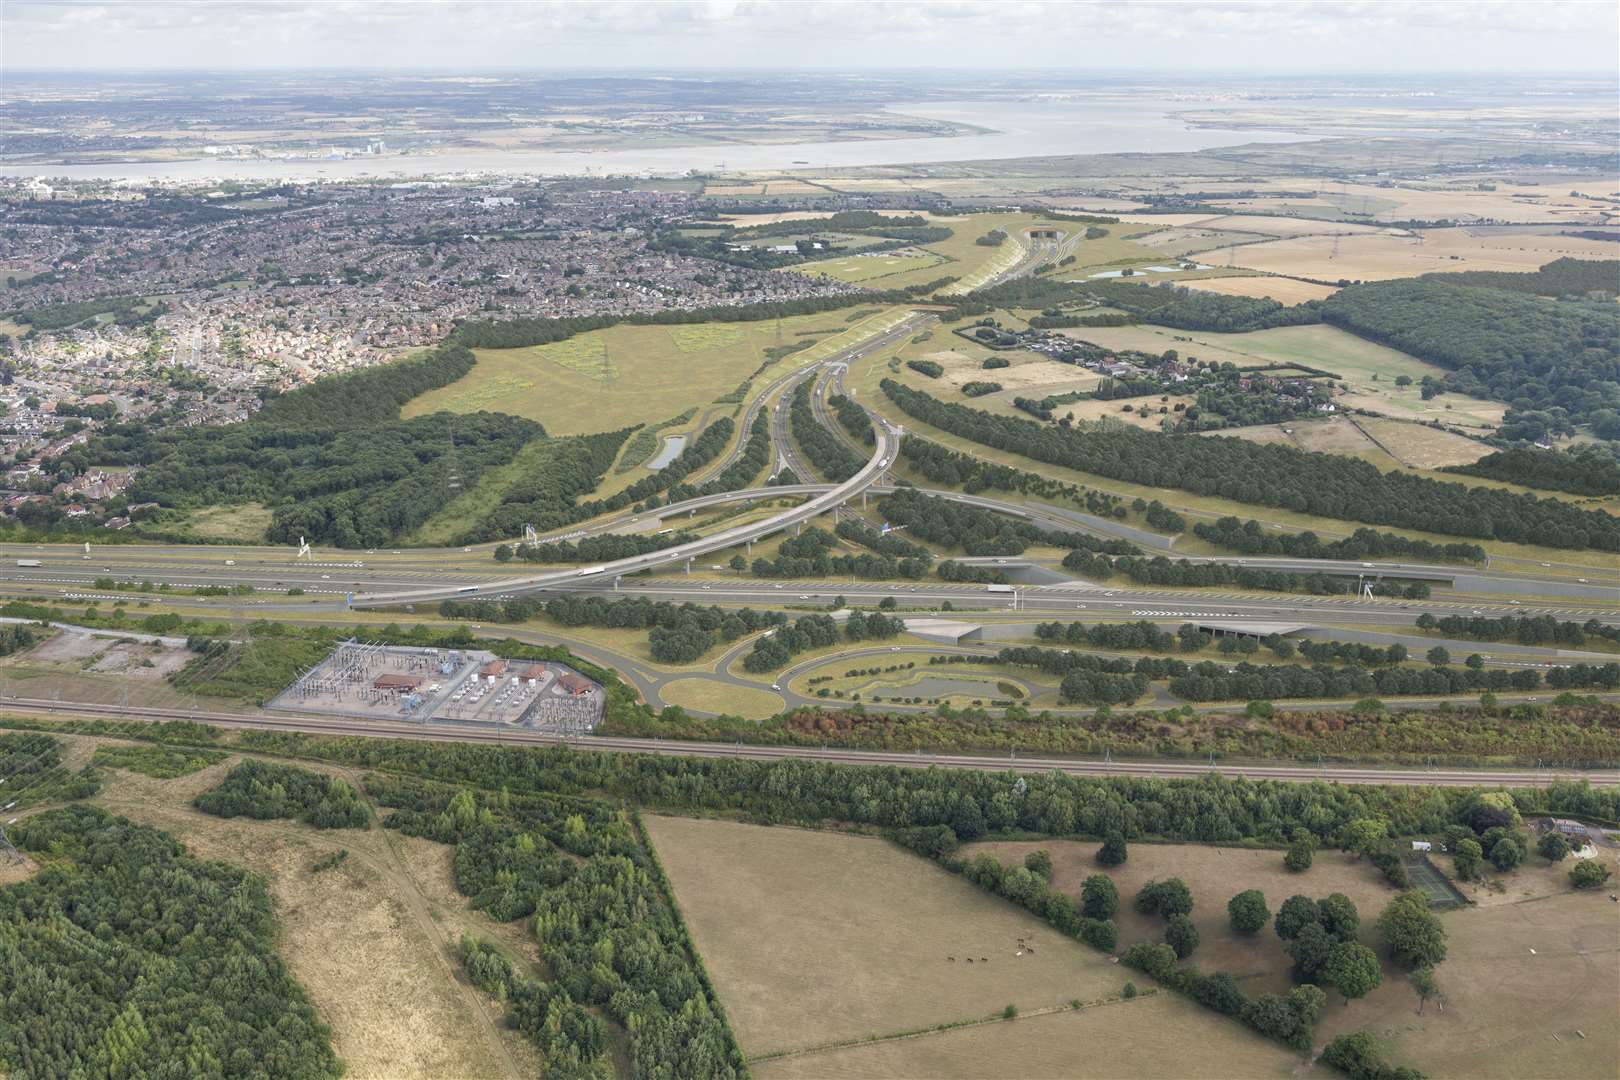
left=81, top=343, right=542, bottom=547
left=0, top=806, right=342, bottom=1079
left=882, top=380, right=1620, bottom=551
left=878, top=487, right=1135, bottom=558
left=194, top=760, right=372, bottom=828
left=1075, top=280, right=1324, bottom=332
left=365, top=773, right=746, bottom=1078
left=1319, top=275, right=1620, bottom=431
left=457, top=427, right=632, bottom=543
left=0, top=730, right=101, bottom=808
left=1447, top=447, right=1620, bottom=497
left=749, top=525, right=929, bottom=579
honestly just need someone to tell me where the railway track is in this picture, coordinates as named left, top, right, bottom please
left=6, top=695, right=1614, bottom=789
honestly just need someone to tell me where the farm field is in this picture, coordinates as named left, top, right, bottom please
left=756, top=992, right=1300, bottom=1080
left=402, top=305, right=906, bottom=435
left=74, top=743, right=536, bottom=1080
left=1209, top=181, right=1619, bottom=226
left=1224, top=225, right=1618, bottom=282
left=1181, top=275, right=1342, bottom=304
left=640, top=815, right=1125, bottom=1058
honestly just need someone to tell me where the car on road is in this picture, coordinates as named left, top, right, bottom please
left=770, top=684, right=781, bottom=691
left=798, top=594, right=810, bottom=599
left=774, top=584, right=784, bottom=589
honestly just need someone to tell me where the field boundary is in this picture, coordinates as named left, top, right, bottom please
left=746, top=992, right=1146, bottom=1065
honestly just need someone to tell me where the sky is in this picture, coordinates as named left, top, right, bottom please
left=3, top=0, right=1617, bottom=76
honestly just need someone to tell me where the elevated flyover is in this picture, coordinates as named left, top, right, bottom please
left=349, top=419, right=902, bottom=608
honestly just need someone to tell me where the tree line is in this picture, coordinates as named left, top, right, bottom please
left=1062, top=549, right=1430, bottom=599
left=750, top=526, right=929, bottom=580
left=1415, top=612, right=1620, bottom=649
left=1446, top=447, right=1620, bottom=498
left=881, top=379, right=1620, bottom=551
left=741, top=610, right=905, bottom=672
left=1193, top=516, right=1486, bottom=564
left=789, top=380, right=867, bottom=481
left=1166, top=659, right=1620, bottom=702
left=897, top=436, right=1132, bottom=520
left=1074, top=280, right=1324, bottom=332
left=879, top=487, right=1134, bottom=558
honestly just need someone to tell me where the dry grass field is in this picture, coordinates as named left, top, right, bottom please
left=1224, top=225, right=1618, bottom=282
left=1212, top=416, right=1402, bottom=468
left=1355, top=417, right=1494, bottom=469
left=967, top=840, right=1401, bottom=1000
left=787, top=246, right=949, bottom=284
left=81, top=746, right=536, bottom=1080
left=756, top=992, right=1301, bottom=1080
left=1182, top=276, right=1342, bottom=304
left=403, top=305, right=905, bottom=435
left=641, top=816, right=1126, bottom=1058
left=1311, top=889, right=1619, bottom=1080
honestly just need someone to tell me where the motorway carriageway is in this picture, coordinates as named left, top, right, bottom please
left=6, top=693, right=1615, bottom=789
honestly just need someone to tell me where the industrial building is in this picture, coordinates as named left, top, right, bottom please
left=268, top=639, right=604, bottom=733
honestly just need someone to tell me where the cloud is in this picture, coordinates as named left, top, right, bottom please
left=3, top=0, right=1615, bottom=71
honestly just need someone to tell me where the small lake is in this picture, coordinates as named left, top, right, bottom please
left=645, top=435, right=687, bottom=471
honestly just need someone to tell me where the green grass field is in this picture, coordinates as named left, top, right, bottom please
left=788, top=248, right=950, bottom=284
left=402, top=307, right=908, bottom=436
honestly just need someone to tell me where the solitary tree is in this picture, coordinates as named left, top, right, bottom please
left=1377, top=891, right=1448, bottom=969
left=1165, top=914, right=1200, bottom=959
left=1409, top=967, right=1442, bottom=1014
left=1537, top=832, right=1571, bottom=864
left=1228, top=890, right=1270, bottom=934
left=1324, top=941, right=1382, bottom=1003
left=1570, top=860, right=1612, bottom=889
left=1284, top=829, right=1316, bottom=873
left=1452, top=838, right=1484, bottom=881
left=1080, top=874, right=1119, bottom=920
left=1426, top=645, right=1451, bottom=667
left=1097, top=832, right=1128, bottom=867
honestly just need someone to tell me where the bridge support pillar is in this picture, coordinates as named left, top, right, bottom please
left=795, top=521, right=803, bottom=536
left=685, top=558, right=693, bottom=575
left=613, top=576, right=621, bottom=592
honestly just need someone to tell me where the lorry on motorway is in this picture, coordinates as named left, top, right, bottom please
left=577, top=566, right=608, bottom=576
left=985, top=583, right=1015, bottom=594
left=456, top=585, right=480, bottom=594
left=15, top=559, right=40, bottom=567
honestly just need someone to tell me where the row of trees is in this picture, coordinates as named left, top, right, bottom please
left=1062, top=548, right=1429, bottom=599
left=1076, top=280, right=1325, bottom=332
left=789, top=381, right=867, bottom=481
left=740, top=610, right=905, bottom=672
left=1415, top=612, right=1620, bottom=649
left=896, top=436, right=1132, bottom=521
left=1033, top=619, right=1178, bottom=652
left=829, top=393, right=875, bottom=444
left=1193, top=516, right=1486, bottom=564
left=881, top=379, right=1620, bottom=551
left=2, top=806, right=343, bottom=1079
left=879, top=487, right=1132, bottom=558
left=1448, top=446, right=1620, bottom=497
left=1167, top=659, right=1620, bottom=702
left=748, top=526, right=929, bottom=580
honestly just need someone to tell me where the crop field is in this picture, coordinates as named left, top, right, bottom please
left=403, top=306, right=904, bottom=435
left=641, top=815, right=1125, bottom=1059
left=78, top=744, right=536, bottom=1079
left=1181, top=276, right=1342, bottom=304
left=756, top=992, right=1300, bottom=1080
left=1224, top=226, right=1618, bottom=282
left=1212, top=181, right=1619, bottom=226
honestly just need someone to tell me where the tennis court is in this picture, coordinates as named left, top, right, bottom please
left=1404, top=854, right=1468, bottom=910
